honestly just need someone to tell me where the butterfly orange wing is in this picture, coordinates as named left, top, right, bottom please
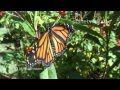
left=35, top=32, right=54, bottom=66
left=51, top=24, right=73, bottom=56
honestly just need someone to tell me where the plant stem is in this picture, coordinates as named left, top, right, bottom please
left=103, top=27, right=110, bottom=78
left=52, top=15, right=61, bottom=26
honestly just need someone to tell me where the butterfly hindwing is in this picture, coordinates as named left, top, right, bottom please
left=26, top=47, right=37, bottom=67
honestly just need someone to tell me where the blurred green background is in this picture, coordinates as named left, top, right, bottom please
left=0, top=11, right=120, bottom=79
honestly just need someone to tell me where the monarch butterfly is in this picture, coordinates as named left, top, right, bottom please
left=27, top=24, right=74, bottom=67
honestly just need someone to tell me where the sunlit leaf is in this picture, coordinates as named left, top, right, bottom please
left=48, top=63, right=57, bottom=79
left=39, top=68, right=48, bottom=79
left=0, top=27, right=9, bottom=36
left=19, top=21, right=35, bottom=37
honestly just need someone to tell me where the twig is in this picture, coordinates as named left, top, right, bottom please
left=13, top=11, right=24, bottom=21
left=52, top=15, right=61, bottom=26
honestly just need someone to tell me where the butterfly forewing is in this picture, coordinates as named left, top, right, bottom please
left=36, top=32, right=54, bottom=66
left=51, top=24, right=73, bottom=56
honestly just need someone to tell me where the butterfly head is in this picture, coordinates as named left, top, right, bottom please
left=48, top=27, right=51, bottom=33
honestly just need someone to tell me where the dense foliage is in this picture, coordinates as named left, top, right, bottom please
left=0, top=11, right=120, bottom=79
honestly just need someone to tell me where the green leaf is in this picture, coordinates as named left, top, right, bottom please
left=39, top=63, right=57, bottom=79
left=84, top=34, right=103, bottom=47
left=34, top=11, right=44, bottom=30
left=0, top=27, right=9, bottom=36
left=8, top=61, right=18, bottom=74
left=48, top=63, right=57, bottom=79
left=27, top=11, right=34, bottom=23
left=106, top=46, right=120, bottom=77
left=111, top=46, right=120, bottom=58
left=86, top=42, right=93, bottom=51
left=0, top=65, right=7, bottom=74
left=15, top=23, right=20, bottom=29
left=74, top=23, right=105, bottom=41
left=0, top=44, right=15, bottom=53
left=39, top=68, right=49, bottom=79
left=19, top=21, right=35, bottom=37
left=60, top=19, right=73, bottom=25
left=106, top=58, right=120, bottom=78
left=109, top=11, right=120, bottom=30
